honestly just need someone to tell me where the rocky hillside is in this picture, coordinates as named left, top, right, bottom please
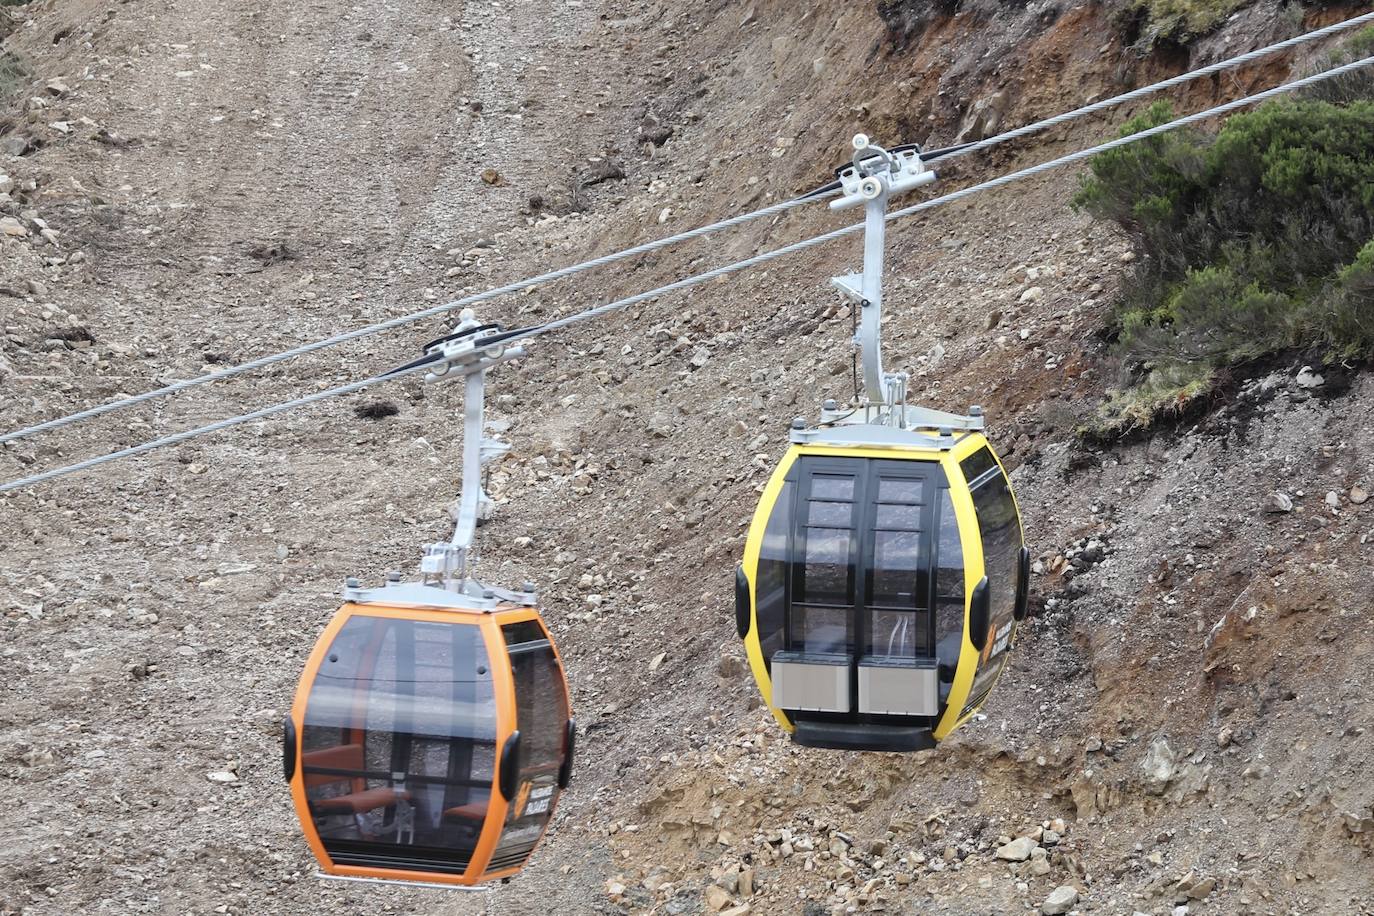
left=2, top=1, right=1371, bottom=915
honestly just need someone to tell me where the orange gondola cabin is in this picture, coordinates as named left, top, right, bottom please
left=282, top=313, right=576, bottom=887
left=284, top=583, right=574, bottom=887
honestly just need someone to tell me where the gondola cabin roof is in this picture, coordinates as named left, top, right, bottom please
left=788, top=403, right=988, bottom=454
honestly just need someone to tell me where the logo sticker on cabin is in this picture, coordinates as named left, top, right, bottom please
left=521, top=783, right=555, bottom=817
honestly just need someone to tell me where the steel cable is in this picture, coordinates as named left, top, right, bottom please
left=3, top=53, right=1371, bottom=495
left=5, top=10, right=1372, bottom=447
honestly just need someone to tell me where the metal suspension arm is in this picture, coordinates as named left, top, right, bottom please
left=414, top=309, right=524, bottom=591
left=828, top=134, right=937, bottom=410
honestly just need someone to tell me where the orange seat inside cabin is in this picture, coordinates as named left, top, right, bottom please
left=303, top=743, right=409, bottom=815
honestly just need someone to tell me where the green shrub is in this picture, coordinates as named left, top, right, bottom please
left=1319, top=239, right=1374, bottom=358
left=1075, top=92, right=1374, bottom=434
left=1122, top=0, right=1253, bottom=45
left=1301, top=26, right=1374, bottom=106
left=1087, top=362, right=1213, bottom=437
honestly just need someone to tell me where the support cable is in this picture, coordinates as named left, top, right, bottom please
left=0, top=192, right=834, bottom=446
left=3, top=53, right=1371, bottom=495
left=924, top=8, right=1374, bottom=165
left=4, top=11, right=1372, bottom=446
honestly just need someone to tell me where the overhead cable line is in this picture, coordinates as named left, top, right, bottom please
left=0, top=362, right=437, bottom=494
left=0, top=191, right=837, bottom=447
left=5, top=10, right=1372, bottom=448
left=3, top=52, right=1371, bottom=496
left=924, top=8, right=1374, bottom=165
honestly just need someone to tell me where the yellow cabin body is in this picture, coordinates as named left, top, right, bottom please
left=736, top=423, right=1028, bottom=752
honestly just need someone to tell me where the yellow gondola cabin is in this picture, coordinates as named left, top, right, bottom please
left=735, top=414, right=1029, bottom=752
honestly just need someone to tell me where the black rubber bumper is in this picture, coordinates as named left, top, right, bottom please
left=791, top=720, right=937, bottom=753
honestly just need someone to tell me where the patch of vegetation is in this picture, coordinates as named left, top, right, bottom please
left=1073, top=35, right=1374, bottom=436
left=1120, top=0, right=1254, bottom=45
left=1301, top=25, right=1374, bottom=106
left=0, top=49, right=23, bottom=103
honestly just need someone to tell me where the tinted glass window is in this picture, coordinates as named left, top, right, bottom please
left=300, top=616, right=495, bottom=876
left=797, top=472, right=857, bottom=607
left=960, top=447, right=997, bottom=485
left=490, top=626, right=570, bottom=874
left=865, top=468, right=931, bottom=657
left=794, top=604, right=851, bottom=654
left=963, top=463, right=1022, bottom=715
left=504, top=631, right=567, bottom=770
left=755, top=478, right=793, bottom=669
left=812, top=476, right=855, bottom=501
left=933, top=489, right=965, bottom=679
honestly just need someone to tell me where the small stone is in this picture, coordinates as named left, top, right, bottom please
left=1041, top=885, right=1079, bottom=915
left=1019, top=286, right=1044, bottom=303
left=1, top=216, right=27, bottom=238
left=738, top=867, right=755, bottom=896
left=1217, top=725, right=1233, bottom=748
left=649, top=652, right=666, bottom=671
left=0, top=135, right=32, bottom=157
left=480, top=168, right=506, bottom=186
left=206, top=770, right=239, bottom=784
left=1042, top=829, right=1061, bottom=845
left=1186, top=878, right=1216, bottom=900
left=1294, top=366, right=1324, bottom=389
left=1350, top=485, right=1369, bottom=505
left=716, top=655, right=746, bottom=678
left=1141, top=736, right=1177, bottom=794
left=1325, top=490, right=1340, bottom=508
left=996, top=837, right=1038, bottom=862
left=45, top=79, right=72, bottom=96
left=1267, top=492, right=1293, bottom=514
left=704, top=884, right=733, bottom=911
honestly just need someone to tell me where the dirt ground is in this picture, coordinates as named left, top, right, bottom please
left=2, top=1, right=1372, bottom=914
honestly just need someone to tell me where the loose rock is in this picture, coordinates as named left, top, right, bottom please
left=1266, top=492, right=1293, bottom=514
left=996, top=837, right=1038, bottom=862
left=1041, top=885, right=1079, bottom=915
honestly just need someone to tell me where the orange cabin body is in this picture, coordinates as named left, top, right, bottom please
left=285, top=598, right=573, bottom=886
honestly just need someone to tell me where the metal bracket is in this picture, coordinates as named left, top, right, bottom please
left=418, top=309, right=526, bottom=592
left=342, top=308, right=537, bottom=607
left=828, top=134, right=937, bottom=419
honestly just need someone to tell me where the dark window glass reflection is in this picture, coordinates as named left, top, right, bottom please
left=934, top=489, right=965, bottom=680
left=756, top=479, right=793, bottom=669
left=301, top=616, right=496, bottom=874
